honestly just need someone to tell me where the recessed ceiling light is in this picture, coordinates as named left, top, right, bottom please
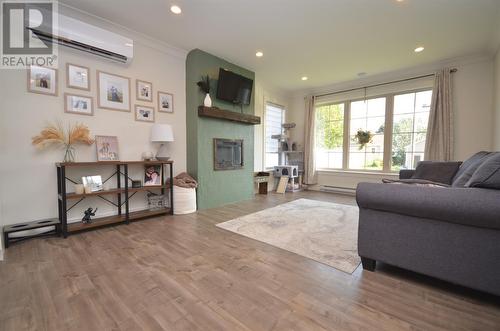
left=301, top=76, right=308, bottom=81
left=125, top=43, right=133, bottom=47
left=170, top=5, right=182, bottom=14
left=255, top=51, right=263, bottom=57
left=414, top=46, right=425, bottom=53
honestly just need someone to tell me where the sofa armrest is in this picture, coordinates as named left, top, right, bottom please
left=399, top=170, right=415, bottom=179
left=356, top=182, right=500, bottom=230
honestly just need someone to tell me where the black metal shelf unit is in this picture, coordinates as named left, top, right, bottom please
left=56, top=160, right=174, bottom=237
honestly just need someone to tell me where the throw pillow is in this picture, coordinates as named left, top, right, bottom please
left=465, top=152, right=500, bottom=189
left=411, top=161, right=462, bottom=185
left=452, top=151, right=490, bottom=187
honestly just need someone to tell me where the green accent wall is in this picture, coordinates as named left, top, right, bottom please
left=186, top=49, right=255, bottom=209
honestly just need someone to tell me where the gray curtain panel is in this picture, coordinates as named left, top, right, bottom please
left=425, top=68, right=454, bottom=161
left=303, top=95, right=317, bottom=184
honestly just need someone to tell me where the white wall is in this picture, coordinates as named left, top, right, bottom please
left=494, top=49, right=500, bottom=149
left=0, top=7, right=187, bottom=247
left=288, top=54, right=496, bottom=190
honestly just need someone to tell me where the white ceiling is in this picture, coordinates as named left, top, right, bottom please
left=60, top=0, right=500, bottom=91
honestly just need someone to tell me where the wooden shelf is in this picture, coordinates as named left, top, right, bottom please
left=67, top=208, right=171, bottom=233
left=67, top=214, right=126, bottom=232
left=127, top=185, right=169, bottom=193
left=198, top=106, right=261, bottom=125
left=65, top=188, right=124, bottom=200
left=56, top=160, right=173, bottom=167
left=129, top=208, right=170, bottom=221
left=57, top=160, right=174, bottom=238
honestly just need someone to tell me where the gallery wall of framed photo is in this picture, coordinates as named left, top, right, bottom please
left=0, top=6, right=188, bottom=230
left=28, top=63, right=175, bottom=119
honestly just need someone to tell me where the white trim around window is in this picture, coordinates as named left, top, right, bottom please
left=315, top=87, right=433, bottom=173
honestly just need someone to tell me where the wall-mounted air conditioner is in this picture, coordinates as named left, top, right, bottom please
left=30, top=13, right=134, bottom=64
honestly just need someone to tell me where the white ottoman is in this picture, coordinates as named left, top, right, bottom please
left=173, top=186, right=197, bottom=214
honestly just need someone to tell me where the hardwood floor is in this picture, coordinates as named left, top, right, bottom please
left=1, top=191, right=499, bottom=331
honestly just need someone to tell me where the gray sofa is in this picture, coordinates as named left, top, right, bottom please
left=356, top=155, right=500, bottom=296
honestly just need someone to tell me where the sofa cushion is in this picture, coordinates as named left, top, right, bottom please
left=411, top=161, right=462, bottom=185
left=356, top=182, right=500, bottom=230
left=452, top=151, right=490, bottom=187
left=382, top=178, right=449, bottom=187
left=465, top=152, right=500, bottom=189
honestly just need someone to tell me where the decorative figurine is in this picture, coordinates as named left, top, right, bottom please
left=82, top=207, right=97, bottom=223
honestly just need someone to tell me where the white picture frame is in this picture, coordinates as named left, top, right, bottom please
left=64, top=93, right=93, bottom=116
left=158, top=91, right=174, bottom=113
left=66, top=63, right=90, bottom=91
left=97, top=71, right=131, bottom=112
left=95, top=135, right=119, bottom=161
left=27, top=65, right=58, bottom=96
left=136, top=79, right=153, bottom=102
left=135, top=105, right=155, bottom=122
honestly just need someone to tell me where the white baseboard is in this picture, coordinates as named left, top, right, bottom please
left=319, top=185, right=356, bottom=196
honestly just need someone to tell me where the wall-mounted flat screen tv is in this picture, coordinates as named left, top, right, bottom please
left=216, top=68, right=253, bottom=105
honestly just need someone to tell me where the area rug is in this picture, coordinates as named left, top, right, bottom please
left=216, top=198, right=360, bottom=274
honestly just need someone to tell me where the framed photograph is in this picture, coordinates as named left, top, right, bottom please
left=82, top=175, right=103, bottom=192
left=158, top=91, right=174, bottom=113
left=136, top=79, right=153, bottom=102
left=95, top=135, right=119, bottom=161
left=64, top=93, right=93, bottom=116
left=27, top=66, right=58, bottom=96
left=97, top=71, right=131, bottom=112
left=144, top=165, right=162, bottom=186
left=66, top=63, right=90, bottom=91
left=135, top=105, right=155, bottom=122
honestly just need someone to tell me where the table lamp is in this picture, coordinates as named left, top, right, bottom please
left=151, top=124, right=174, bottom=161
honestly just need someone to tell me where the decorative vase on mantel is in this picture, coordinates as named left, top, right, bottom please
left=204, top=93, right=212, bottom=107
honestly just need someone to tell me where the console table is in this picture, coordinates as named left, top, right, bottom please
left=56, top=160, right=174, bottom=237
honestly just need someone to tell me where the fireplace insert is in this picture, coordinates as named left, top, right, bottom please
left=214, top=138, right=243, bottom=170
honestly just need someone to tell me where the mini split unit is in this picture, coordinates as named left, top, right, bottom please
left=30, top=13, right=134, bottom=64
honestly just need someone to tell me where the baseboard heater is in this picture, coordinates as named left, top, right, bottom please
left=319, top=185, right=356, bottom=195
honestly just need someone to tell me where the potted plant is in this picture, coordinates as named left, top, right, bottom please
left=353, top=129, right=374, bottom=150
left=197, top=75, right=212, bottom=107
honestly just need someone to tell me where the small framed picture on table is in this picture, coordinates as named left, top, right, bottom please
left=95, top=135, right=119, bottom=161
left=144, top=165, right=162, bottom=186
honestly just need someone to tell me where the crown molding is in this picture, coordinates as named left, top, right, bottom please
left=293, top=52, right=495, bottom=98
left=58, top=3, right=188, bottom=60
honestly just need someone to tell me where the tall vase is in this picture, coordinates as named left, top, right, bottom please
left=63, top=145, right=75, bottom=163
left=204, top=93, right=212, bottom=107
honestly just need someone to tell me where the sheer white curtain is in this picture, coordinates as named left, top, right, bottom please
left=303, top=95, right=317, bottom=184
left=425, top=68, right=454, bottom=161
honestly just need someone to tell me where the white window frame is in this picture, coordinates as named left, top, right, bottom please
left=264, top=102, right=285, bottom=170
left=315, top=87, right=432, bottom=173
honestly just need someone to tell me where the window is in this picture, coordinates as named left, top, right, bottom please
left=314, top=89, right=432, bottom=172
left=349, top=97, right=386, bottom=170
left=315, top=103, right=344, bottom=169
left=391, top=90, right=432, bottom=170
left=265, top=103, right=285, bottom=168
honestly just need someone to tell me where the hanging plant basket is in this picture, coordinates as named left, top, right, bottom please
left=353, top=129, right=374, bottom=150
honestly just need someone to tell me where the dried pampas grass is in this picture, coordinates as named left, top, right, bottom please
left=32, top=121, right=94, bottom=162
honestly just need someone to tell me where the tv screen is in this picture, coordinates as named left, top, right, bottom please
left=216, top=68, right=253, bottom=105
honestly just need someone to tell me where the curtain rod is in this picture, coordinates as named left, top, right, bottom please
left=314, top=68, right=458, bottom=99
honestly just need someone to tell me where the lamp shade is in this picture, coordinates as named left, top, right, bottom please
left=151, top=124, right=174, bottom=142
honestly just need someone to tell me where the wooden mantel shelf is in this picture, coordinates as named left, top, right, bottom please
left=198, top=106, right=261, bottom=125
